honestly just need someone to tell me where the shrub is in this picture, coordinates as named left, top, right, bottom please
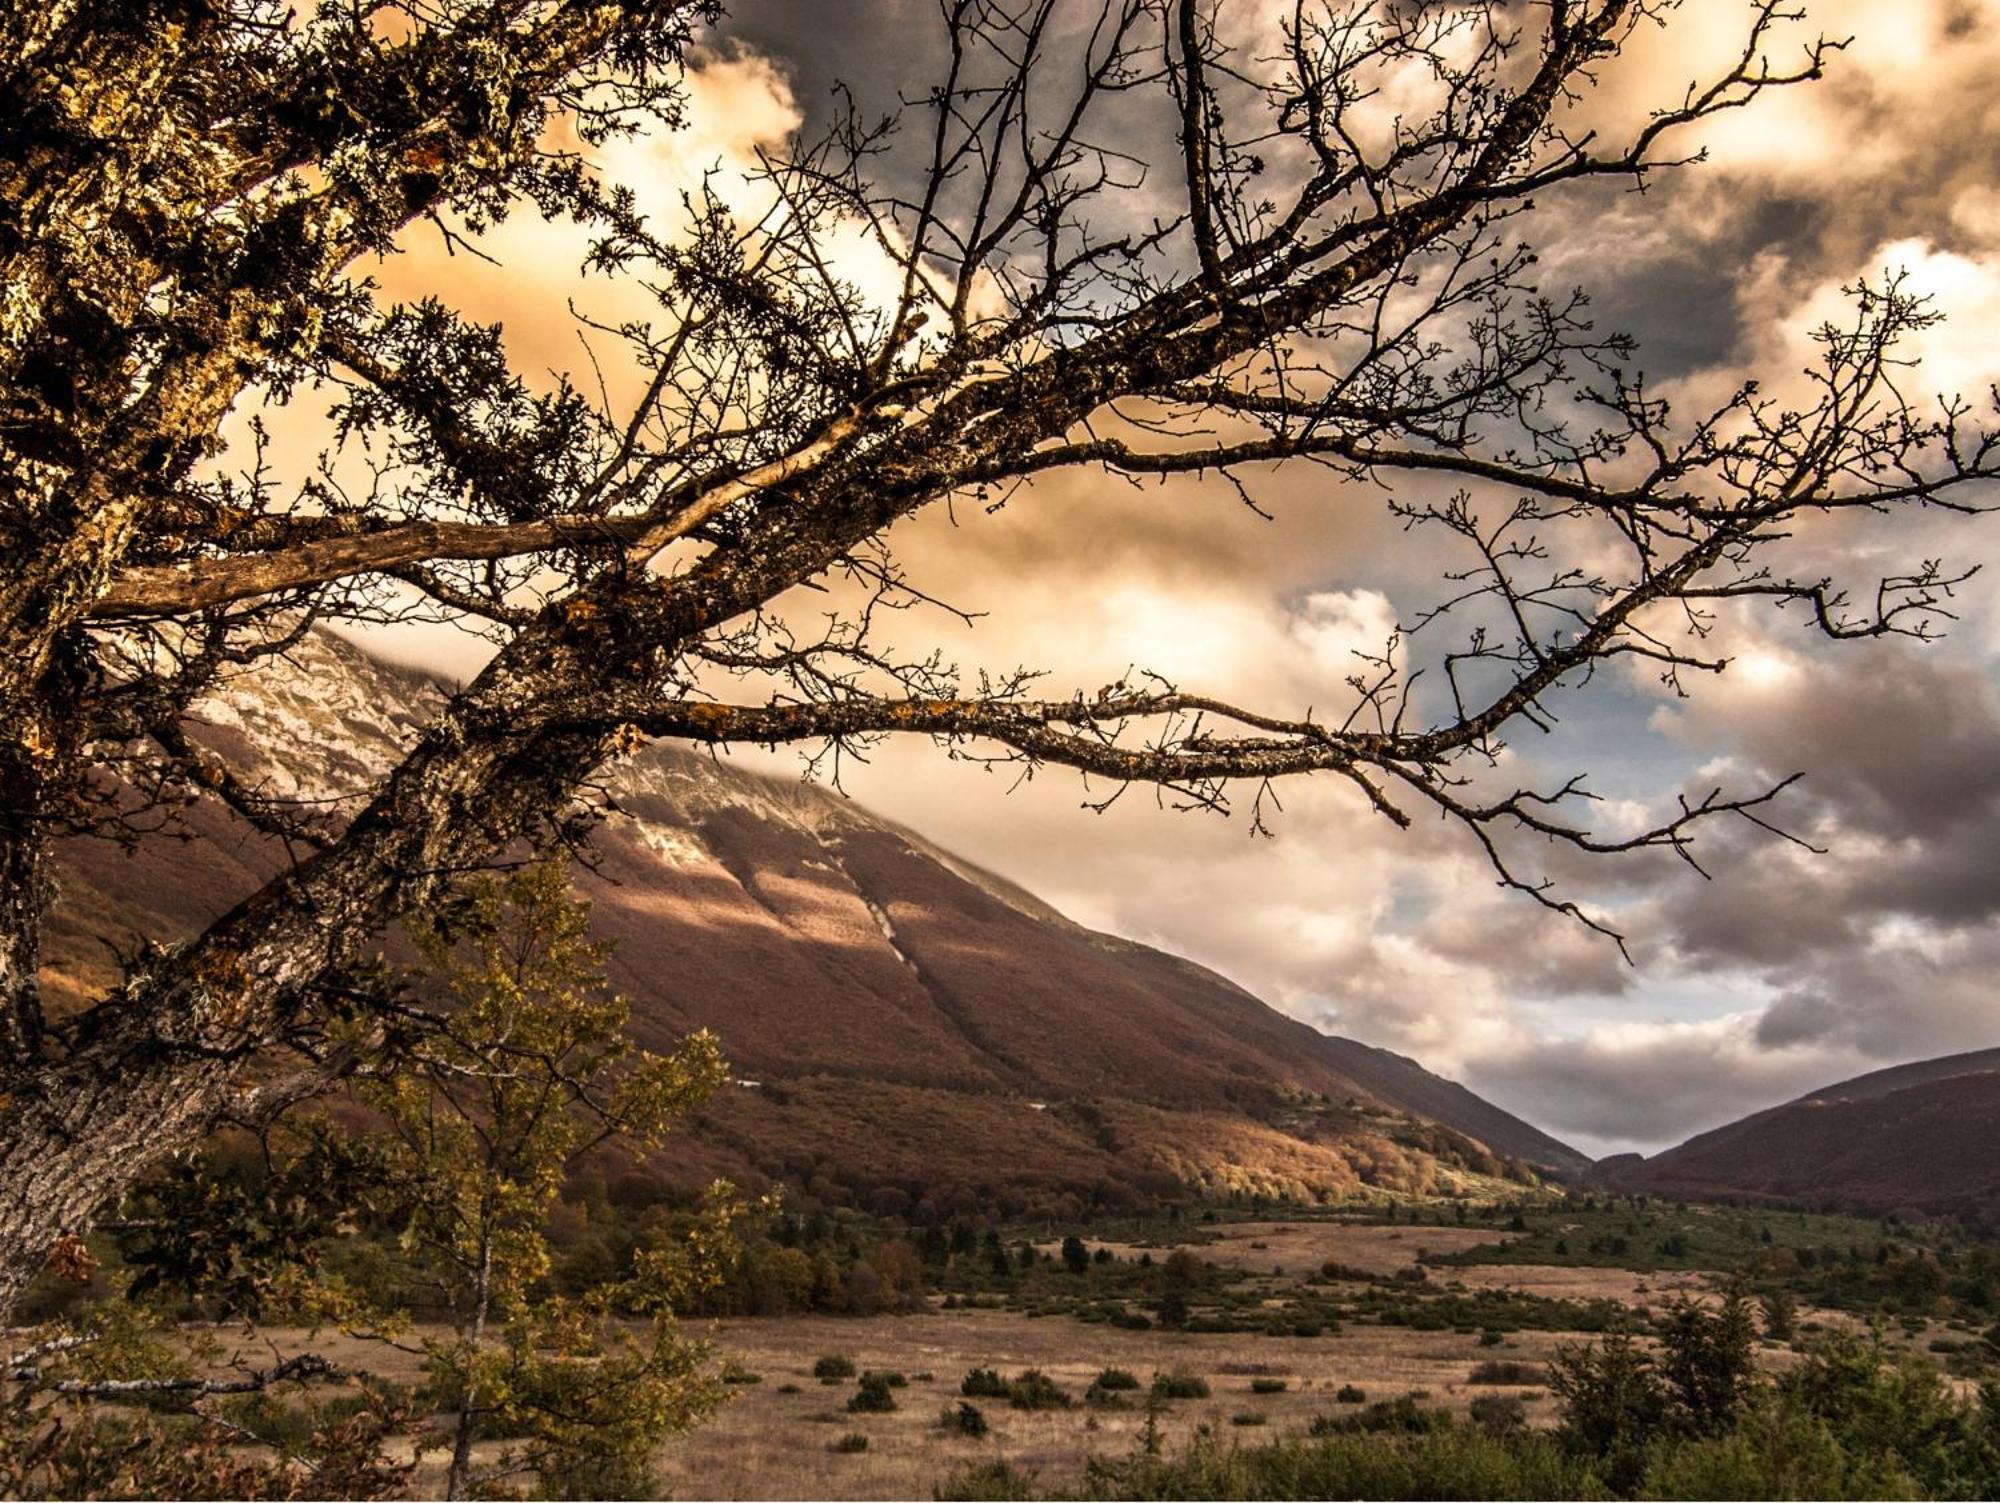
left=1470, top=1393, right=1529, bottom=1436
left=1009, top=1369, right=1073, bottom=1410
left=1655, top=1290, right=1758, bottom=1435
left=1762, top=1289, right=1800, bottom=1343
left=1250, top=1377, right=1288, bottom=1394
left=1151, top=1369, right=1210, bottom=1400
left=1311, top=1395, right=1451, bottom=1437
left=214, top=1393, right=319, bottom=1454
left=1468, top=1360, right=1549, bottom=1386
left=962, top=1366, right=1011, bottom=1398
left=1092, top=1424, right=1602, bottom=1499
left=813, top=1354, right=856, bottom=1383
left=943, top=1401, right=990, bottom=1437
left=1093, top=1367, right=1141, bottom=1392
left=1479, top=1329, right=1505, bottom=1347
left=1062, top=1235, right=1091, bottom=1274
left=775, top=1383, right=801, bottom=1395
left=1639, top=1394, right=1917, bottom=1501
left=537, top=1442, right=662, bottom=1501
left=863, top=1369, right=908, bottom=1388
left=1548, top=1329, right=1665, bottom=1484
left=1336, top=1384, right=1367, bottom=1404
left=1231, top=1411, right=1268, bottom=1426
left=934, top=1460, right=1040, bottom=1500
left=829, top=1432, right=869, bottom=1455
left=721, top=1363, right=762, bottom=1385
left=847, top=1373, right=898, bottom=1413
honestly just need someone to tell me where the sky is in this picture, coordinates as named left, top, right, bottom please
left=339, top=0, right=2000, bottom=1159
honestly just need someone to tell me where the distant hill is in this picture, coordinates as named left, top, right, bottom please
left=46, top=629, right=1586, bottom=1217
left=1592, top=1049, right=2000, bottom=1218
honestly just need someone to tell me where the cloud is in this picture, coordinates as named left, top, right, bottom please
left=1465, top=1012, right=1865, bottom=1158
left=326, top=6, right=2000, bottom=1159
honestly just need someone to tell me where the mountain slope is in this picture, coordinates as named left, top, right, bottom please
left=1595, top=1049, right=2000, bottom=1217
left=45, top=630, right=1586, bottom=1213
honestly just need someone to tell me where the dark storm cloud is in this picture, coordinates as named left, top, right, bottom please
left=746, top=0, right=2000, bottom=1151
left=353, top=0, right=2000, bottom=1156
left=1463, top=1023, right=1849, bottom=1155
left=1477, top=638, right=2000, bottom=1149
left=720, top=0, right=947, bottom=129
left=1649, top=645, right=2000, bottom=958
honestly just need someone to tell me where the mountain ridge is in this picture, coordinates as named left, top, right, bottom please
left=1591, top=1048, right=2000, bottom=1218
left=46, top=628, right=1589, bottom=1215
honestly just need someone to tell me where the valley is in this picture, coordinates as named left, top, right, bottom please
left=16, top=630, right=2000, bottom=1500
left=45, top=1195, right=1994, bottom=1499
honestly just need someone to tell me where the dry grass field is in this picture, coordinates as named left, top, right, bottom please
left=654, top=1306, right=1572, bottom=1500
left=181, top=1215, right=1905, bottom=1499
left=646, top=1223, right=1727, bottom=1500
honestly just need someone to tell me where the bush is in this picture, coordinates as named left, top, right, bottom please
left=1009, top=1369, right=1073, bottom=1411
left=1250, top=1377, right=1289, bottom=1394
left=214, top=1393, right=319, bottom=1455
left=1762, top=1289, right=1800, bottom=1343
left=1468, top=1360, right=1549, bottom=1386
left=1639, top=1395, right=1917, bottom=1501
left=934, top=1460, right=1040, bottom=1500
left=962, top=1366, right=1011, bottom=1398
left=1311, top=1396, right=1450, bottom=1436
left=1548, top=1330, right=1665, bottom=1486
left=943, top=1401, right=990, bottom=1437
left=847, top=1373, right=898, bottom=1414
left=1231, top=1411, right=1268, bottom=1426
left=1335, top=1384, right=1367, bottom=1404
left=1151, top=1369, right=1210, bottom=1400
left=814, top=1354, right=856, bottom=1383
left=1470, top=1393, right=1529, bottom=1436
left=1082, top=1422, right=1602, bottom=1499
left=537, top=1443, right=662, bottom=1501
left=1093, top=1367, right=1141, bottom=1392
left=830, top=1432, right=869, bottom=1454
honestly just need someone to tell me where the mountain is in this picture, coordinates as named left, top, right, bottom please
left=45, top=629, right=1587, bottom=1216
left=1592, top=1049, right=2000, bottom=1218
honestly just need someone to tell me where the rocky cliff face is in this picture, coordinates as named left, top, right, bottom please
left=47, top=629, right=1586, bottom=1215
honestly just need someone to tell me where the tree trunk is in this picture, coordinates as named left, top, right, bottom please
left=0, top=745, right=49, bottom=1067
left=445, top=1219, right=496, bottom=1501
left=0, top=624, right=626, bottom=1319
left=0, top=1038, right=238, bottom=1318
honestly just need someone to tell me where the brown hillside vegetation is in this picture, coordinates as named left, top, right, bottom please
left=1598, top=1050, right=2000, bottom=1217
left=44, top=632, right=1584, bottom=1216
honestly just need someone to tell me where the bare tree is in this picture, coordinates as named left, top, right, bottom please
left=0, top=0, right=1992, bottom=1314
